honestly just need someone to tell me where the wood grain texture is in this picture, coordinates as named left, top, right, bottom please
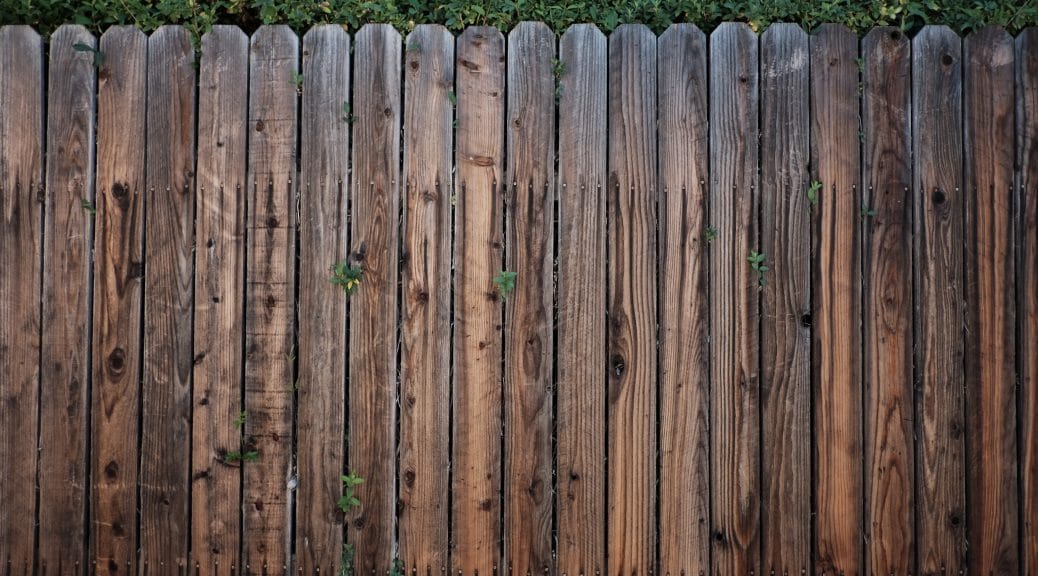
left=0, top=24, right=43, bottom=574
left=191, top=25, right=248, bottom=574
left=347, top=23, right=401, bottom=575
left=296, top=24, right=350, bottom=575
left=912, top=26, right=966, bottom=576
left=38, top=24, right=96, bottom=575
left=809, top=24, right=862, bottom=576
left=140, top=26, right=196, bottom=571
left=555, top=24, right=607, bottom=576
left=963, top=26, right=1019, bottom=576
left=656, top=23, right=709, bottom=576
left=708, top=22, right=760, bottom=576
left=244, top=25, right=297, bottom=573
left=759, top=23, right=811, bottom=575
left=504, top=21, right=555, bottom=576
left=452, top=26, right=505, bottom=576
left=400, top=24, right=453, bottom=573
left=606, top=24, right=656, bottom=576
left=1019, top=27, right=1038, bottom=576
left=861, top=27, right=914, bottom=576
left=91, top=26, right=147, bottom=576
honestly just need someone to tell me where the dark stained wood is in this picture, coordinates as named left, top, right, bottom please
left=555, top=23, right=607, bottom=576
left=656, top=23, right=709, bottom=576
left=399, top=23, right=453, bottom=573
left=91, top=26, right=147, bottom=576
left=606, top=24, right=657, bottom=576
left=708, top=22, right=760, bottom=576
left=759, top=23, right=811, bottom=575
left=912, top=25, right=966, bottom=576
left=347, top=23, right=401, bottom=575
left=140, top=25, right=196, bottom=571
left=37, top=24, right=96, bottom=575
left=963, top=26, right=1019, bottom=576
left=861, top=27, right=914, bottom=576
left=244, top=25, right=297, bottom=573
left=809, top=23, right=863, bottom=576
left=191, top=25, right=248, bottom=573
left=452, top=25, right=505, bottom=576
left=0, top=24, right=43, bottom=574
left=504, top=21, right=555, bottom=576
left=296, top=24, right=350, bottom=575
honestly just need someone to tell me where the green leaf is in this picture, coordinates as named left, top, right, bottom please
left=493, top=270, right=517, bottom=298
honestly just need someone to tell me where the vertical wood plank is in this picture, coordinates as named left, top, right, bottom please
left=606, top=23, right=656, bottom=576
left=347, top=23, right=401, bottom=575
left=963, top=25, right=1019, bottom=576
left=656, top=23, right=710, bottom=576
left=912, top=25, right=966, bottom=576
left=861, top=27, right=914, bottom=576
left=38, top=24, right=96, bottom=575
left=504, top=21, right=555, bottom=576
left=91, top=26, right=147, bottom=576
left=556, top=24, right=607, bottom=576
left=452, top=25, right=505, bottom=576
left=244, top=25, right=297, bottom=573
left=809, top=24, right=863, bottom=576
left=0, top=24, right=43, bottom=575
left=296, top=24, right=350, bottom=575
left=400, top=23, right=453, bottom=573
left=140, top=25, right=196, bottom=571
left=759, top=23, right=811, bottom=575
left=1018, top=27, right=1038, bottom=576
left=708, top=22, right=760, bottom=576
left=191, top=25, right=248, bottom=574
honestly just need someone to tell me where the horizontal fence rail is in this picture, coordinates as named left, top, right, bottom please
left=0, top=21, right=1037, bottom=576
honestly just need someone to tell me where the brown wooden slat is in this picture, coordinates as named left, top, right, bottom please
left=452, top=25, right=505, bottom=576
left=191, top=25, right=248, bottom=574
left=708, top=22, right=760, bottom=576
left=140, top=25, right=196, bottom=571
left=606, top=23, right=656, bottom=576
left=399, top=23, right=453, bottom=574
left=91, top=25, right=147, bottom=576
left=912, top=25, right=966, bottom=576
left=963, top=25, right=1019, bottom=576
left=0, top=24, right=43, bottom=574
left=38, top=24, right=96, bottom=575
left=555, top=23, right=607, bottom=576
left=861, top=26, right=914, bottom=576
left=809, top=23, right=863, bottom=576
left=656, top=22, right=709, bottom=576
left=347, top=23, right=401, bottom=575
left=760, top=23, right=811, bottom=575
left=504, top=21, right=555, bottom=576
left=244, top=25, right=297, bottom=573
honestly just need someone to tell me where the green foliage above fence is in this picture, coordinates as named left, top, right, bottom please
left=0, top=0, right=1036, bottom=37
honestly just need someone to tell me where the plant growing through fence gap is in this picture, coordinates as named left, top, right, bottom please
left=338, top=471, right=364, bottom=576
left=493, top=269, right=517, bottom=298
left=330, top=260, right=364, bottom=295
left=748, top=250, right=768, bottom=286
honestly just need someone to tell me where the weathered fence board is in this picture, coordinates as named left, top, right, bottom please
left=1020, top=26, right=1038, bottom=576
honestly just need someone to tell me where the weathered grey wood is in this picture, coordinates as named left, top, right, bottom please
left=452, top=25, right=505, bottom=576
left=656, top=22, right=710, bottom=576
left=399, top=24, right=453, bottom=573
left=38, top=24, right=96, bottom=575
left=244, top=24, right=297, bottom=573
left=504, top=21, right=555, bottom=576
left=912, top=25, right=966, bottom=576
left=963, top=25, right=1018, bottom=576
left=91, top=26, right=147, bottom=576
left=555, top=23, right=607, bottom=576
left=0, top=24, right=43, bottom=575
left=191, top=25, right=248, bottom=573
left=295, top=24, right=350, bottom=575
left=810, top=23, right=863, bottom=576
left=709, top=22, right=760, bottom=576
left=861, top=26, right=914, bottom=576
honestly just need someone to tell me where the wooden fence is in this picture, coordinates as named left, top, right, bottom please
left=0, top=20, right=1036, bottom=576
